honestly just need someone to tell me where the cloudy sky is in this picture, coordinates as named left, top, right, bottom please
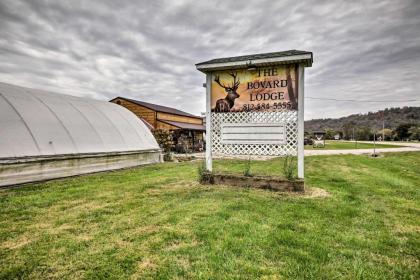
left=0, top=0, right=419, bottom=120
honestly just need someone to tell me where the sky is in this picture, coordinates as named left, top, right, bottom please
left=0, top=0, right=419, bottom=120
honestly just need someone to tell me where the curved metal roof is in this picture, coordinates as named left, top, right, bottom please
left=0, top=82, right=159, bottom=159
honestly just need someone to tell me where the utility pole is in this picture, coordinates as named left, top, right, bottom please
left=373, top=132, right=377, bottom=157
left=355, top=128, right=358, bottom=149
left=380, top=111, right=385, bottom=142
left=382, top=118, right=385, bottom=141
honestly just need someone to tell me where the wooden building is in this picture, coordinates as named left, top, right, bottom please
left=110, top=97, right=205, bottom=152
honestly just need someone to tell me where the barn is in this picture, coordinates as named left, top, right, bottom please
left=110, top=97, right=205, bottom=152
left=0, top=82, right=161, bottom=187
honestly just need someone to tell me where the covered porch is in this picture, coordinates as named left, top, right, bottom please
left=157, top=119, right=205, bottom=153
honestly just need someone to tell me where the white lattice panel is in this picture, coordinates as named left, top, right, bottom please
left=211, top=111, right=298, bottom=156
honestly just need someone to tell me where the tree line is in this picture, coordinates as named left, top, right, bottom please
left=314, top=123, right=419, bottom=141
left=305, top=107, right=420, bottom=141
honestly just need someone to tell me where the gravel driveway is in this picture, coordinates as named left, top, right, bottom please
left=305, top=141, right=420, bottom=156
left=175, top=142, right=420, bottom=160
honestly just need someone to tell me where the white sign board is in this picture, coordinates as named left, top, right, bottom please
left=221, top=123, right=286, bottom=145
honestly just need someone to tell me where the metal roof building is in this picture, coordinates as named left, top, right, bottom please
left=110, top=96, right=205, bottom=152
left=0, top=82, right=161, bottom=186
left=114, top=97, right=198, bottom=118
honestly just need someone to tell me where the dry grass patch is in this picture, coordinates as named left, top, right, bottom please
left=394, top=224, right=420, bottom=234
left=165, top=238, right=200, bottom=252
left=303, top=186, right=331, bottom=198
left=131, top=258, right=159, bottom=279
left=0, top=234, right=35, bottom=250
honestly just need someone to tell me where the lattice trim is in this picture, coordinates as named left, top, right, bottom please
left=211, top=111, right=298, bottom=156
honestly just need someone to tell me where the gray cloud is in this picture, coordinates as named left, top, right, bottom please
left=0, top=0, right=419, bottom=119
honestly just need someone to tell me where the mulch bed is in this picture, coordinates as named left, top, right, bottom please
left=201, top=173, right=304, bottom=192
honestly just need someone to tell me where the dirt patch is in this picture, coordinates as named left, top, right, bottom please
left=202, top=173, right=304, bottom=192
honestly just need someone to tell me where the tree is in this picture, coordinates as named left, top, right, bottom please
left=378, top=128, right=393, bottom=141
left=408, top=125, right=420, bottom=140
left=325, top=129, right=339, bottom=140
left=357, top=126, right=372, bottom=141
left=395, top=123, right=412, bottom=140
left=342, top=122, right=354, bottom=140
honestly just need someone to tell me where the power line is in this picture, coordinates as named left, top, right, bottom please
left=305, top=97, right=419, bottom=103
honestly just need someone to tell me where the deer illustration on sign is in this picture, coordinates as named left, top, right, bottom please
left=214, top=72, right=240, bottom=112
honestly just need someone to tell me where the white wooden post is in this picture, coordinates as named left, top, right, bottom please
left=297, top=64, right=305, bottom=178
left=205, top=73, right=212, bottom=172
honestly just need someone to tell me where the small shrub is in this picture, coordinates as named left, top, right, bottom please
left=283, top=155, right=296, bottom=181
left=243, top=156, right=253, bottom=177
left=198, top=161, right=214, bottom=184
left=163, top=153, right=173, bottom=162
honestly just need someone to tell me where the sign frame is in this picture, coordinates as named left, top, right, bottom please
left=197, top=51, right=312, bottom=179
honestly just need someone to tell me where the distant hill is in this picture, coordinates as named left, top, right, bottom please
left=305, top=107, right=420, bottom=132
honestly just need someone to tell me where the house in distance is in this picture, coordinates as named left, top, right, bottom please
left=110, top=97, right=205, bottom=152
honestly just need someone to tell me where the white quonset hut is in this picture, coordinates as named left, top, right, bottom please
left=0, top=82, right=161, bottom=187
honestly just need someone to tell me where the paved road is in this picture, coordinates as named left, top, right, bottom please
left=305, top=141, right=420, bottom=156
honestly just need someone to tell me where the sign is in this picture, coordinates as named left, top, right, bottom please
left=221, top=123, right=286, bottom=144
left=196, top=50, right=312, bottom=178
left=211, top=65, right=298, bottom=113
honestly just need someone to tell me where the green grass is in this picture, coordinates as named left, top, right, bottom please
left=0, top=152, right=419, bottom=279
left=305, top=140, right=403, bottom=150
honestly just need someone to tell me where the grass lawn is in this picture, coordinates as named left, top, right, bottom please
left=0, top=152, right=419, bottom=279
left=305, top=140, right=403, bottom=150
